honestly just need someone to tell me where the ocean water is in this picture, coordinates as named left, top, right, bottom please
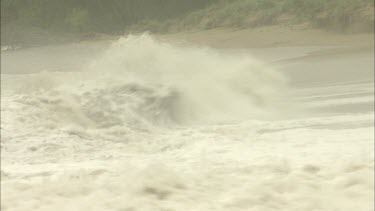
left=1, top=34, right=374, bottom=211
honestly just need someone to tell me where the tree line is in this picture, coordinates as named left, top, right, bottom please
left=1, top=0, right=218, bottom=33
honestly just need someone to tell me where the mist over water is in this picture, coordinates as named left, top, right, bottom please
left=4, top=34, right=288, bottom=131
left=1, top=0, right=374, bottom=209
left=85, top=34, right=288, bottom=125
left=1, top=34, right=373, bottom=211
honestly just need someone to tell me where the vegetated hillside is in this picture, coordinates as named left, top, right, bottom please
left=1, top=0, right=218, bottom=32
left=130, top=0, right=374, bottom=33
left=1, top=0, right=373, bottom=46
left=0, top=0, right=217, bottom=45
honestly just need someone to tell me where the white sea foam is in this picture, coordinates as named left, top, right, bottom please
left=2, top=34, right=289, bottom=131
left=86, top=34, right=289, bottom=124
left=1, top=35, right=373, bottom=211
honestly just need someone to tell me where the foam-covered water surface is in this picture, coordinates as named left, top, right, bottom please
left=1, top=35, right=374, bottom=211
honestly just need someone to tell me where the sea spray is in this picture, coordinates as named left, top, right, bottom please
left=2, top=34, right=373, bottom=211
left=87, top=34, right=288, bottom=124
left=2, top=34, right=289, bottom=134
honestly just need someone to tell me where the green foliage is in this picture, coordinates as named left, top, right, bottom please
left=1, top=0, right=219, bottom=33
left=1, top=0, right=373, bottom=35
left=65, top=8, right=89, bottom=31
left=156, top=0, right=374, bottom=32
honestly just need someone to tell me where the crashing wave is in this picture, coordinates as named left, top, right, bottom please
left=3, top=34, right=288, bottom=134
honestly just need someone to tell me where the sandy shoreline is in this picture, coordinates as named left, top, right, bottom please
left=160, top=26, right=374, bottom=48
left=2, top=26, right=373, bottom=52
left=2, top=26, right=373, bottom=75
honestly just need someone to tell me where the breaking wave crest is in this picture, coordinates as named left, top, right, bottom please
left=2, top=34, right=374, bottom=211
left=4, top=34, right=288, bottom=131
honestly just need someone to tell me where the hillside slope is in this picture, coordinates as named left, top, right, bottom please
left=131, top=0, right=374, bottom=33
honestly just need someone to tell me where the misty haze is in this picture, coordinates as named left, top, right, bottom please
left=1, top=1, right=374, bottom=211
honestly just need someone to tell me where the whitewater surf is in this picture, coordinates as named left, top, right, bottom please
left=1, top=34, right=374, bottom=211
